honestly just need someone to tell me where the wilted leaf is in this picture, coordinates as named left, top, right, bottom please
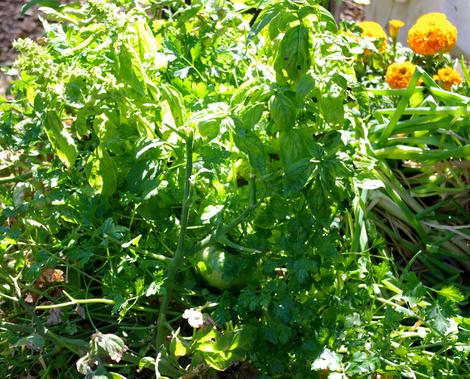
left=91, top=333, right=128, bottom=363
left=14, top=335, right=45, bottom=351
left=46, top=308, right=63, bottom=325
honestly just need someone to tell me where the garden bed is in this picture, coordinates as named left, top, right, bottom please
left=0, top=1, right=468, bottom=378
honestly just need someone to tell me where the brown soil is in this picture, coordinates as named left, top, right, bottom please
left=0, top=0, right=43, bottom=96
left=0, top=0, right=43, bottom=65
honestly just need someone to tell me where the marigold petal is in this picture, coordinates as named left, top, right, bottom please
left=434, top=67, right=461, bottom=90
left=385, top=61, right=417, bottom=89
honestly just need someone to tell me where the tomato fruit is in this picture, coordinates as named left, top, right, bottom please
left=193, top=246, right=249, bottom=291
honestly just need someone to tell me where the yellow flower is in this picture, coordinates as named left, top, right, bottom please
left=433, top=67, right=462, bottom=90
left=407, top=13, right=457, bottom=55
left=416, top=13, right=448, bottom=25
left=359, top=21, right=387, bottom=51
left=389, top=20, right=405, bottom=39
left=385, top=61, right=417, bottom=89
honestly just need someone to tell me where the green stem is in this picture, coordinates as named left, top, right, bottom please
left=220, top=236, right=261, bottom=254
left=35, top=298, right=115, bottom=310
left=156, top=132, right=193, bottom=351
left=376, top=106, right=470, bottom=116
left=401, top=250, right=422, bottom=278
left=391, top=38, right=397, bottom=60
left=0, top=291, right=18, bottom=301
left=378, top=68, right=421, bottom=145
left=107, top=235, right=172, bottom=263
left=0, top=172, right=33, bottom=184
left=374, top=144, right=470, bottom=161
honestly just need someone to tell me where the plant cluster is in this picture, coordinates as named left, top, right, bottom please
left=0, top=1, right=469, bottom=378
left=340, top=12, right=469, bottom=286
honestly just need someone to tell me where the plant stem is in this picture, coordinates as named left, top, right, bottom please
left=190, top=175, right=258, bottom=254
left=378, top=69, right=421, bottom=145
left=0, top=172, right=33, bottom=184
left=35, top=298, right=115, bottom=310
left=156, top=132, right=193, bottom=351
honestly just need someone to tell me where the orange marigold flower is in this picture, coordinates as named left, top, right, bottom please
left=389, top=20, right=405, bottom=39
left=407, top=13, right=457, bottom=55
left=359, top=21, right=387, bottom=51
left=385, top=61, right=417, bottom=89
left=433, top=67, right=462, bottom=90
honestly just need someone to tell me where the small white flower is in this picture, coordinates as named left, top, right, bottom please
left=182, top=308, right=204, bottom=328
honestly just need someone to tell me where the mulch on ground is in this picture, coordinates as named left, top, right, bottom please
left=0, top=0, right=42, bottom=65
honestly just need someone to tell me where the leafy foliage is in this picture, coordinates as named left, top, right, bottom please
left=0, top=0, right=468, bottom=378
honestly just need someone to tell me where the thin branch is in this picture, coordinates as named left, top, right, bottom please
left=156, top=131, right=194, bottom=350
left=190, top=175, right=260, bottom=254
left=0, top=172, right=33, bottom=184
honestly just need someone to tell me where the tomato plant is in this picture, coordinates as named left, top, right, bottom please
left=0, top=0, right=468, bottom=378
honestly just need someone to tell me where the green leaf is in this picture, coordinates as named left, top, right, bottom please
left=160, top=83, right=186, bottom=127
left=250, top=3, right=283, bottom=37
left=118, top=43, right=146, bottom=95
left=68, top=247, right=94, bottom=267
left=345, top=351, right=378, bottom=376
left=21, top=0, right=60, bottom=15
left=240, top=103, right=265, bottom=129
left=13, top=334, right=45, bottom=351
left=37, top=6, right=80, bottom=24
left=177, top=4, right=203, bottom=26
left=274, top=25, right=311, bottom=82
left=278, top=129, right=313, bottom=193
left=307, top=183, right=331, bottom=226
left=311, top=348, right=342, bottom=371
left=437, top=285, right=465, bottom=303
left=62, top=35, right=94, bottom=56
left=193, top=327, right=254, bottom=371
left=169, top=337, right=189, bottom=357
left=409, top=91, right=424, bottom=107
left=86, top=145, right=117, bottom=197
left=351, top=83, right=370, bottom=113
left=270, top=92, right=297, bottom=132
left=320, top=94, right=344, bottom=125
left=44, top=111, right=78, bottom=167
left=134, top=19, right=158, bottom=57
left=427, top=301, right=455, bottom=335
left=279, top=129, right=309, bottom=171
left=232, top=118, right=266, bottom=175
left=318, top=5, right=338, bottom=33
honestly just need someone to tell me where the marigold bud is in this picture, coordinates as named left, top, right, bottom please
left=389, top=20, right=405, bottom=39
